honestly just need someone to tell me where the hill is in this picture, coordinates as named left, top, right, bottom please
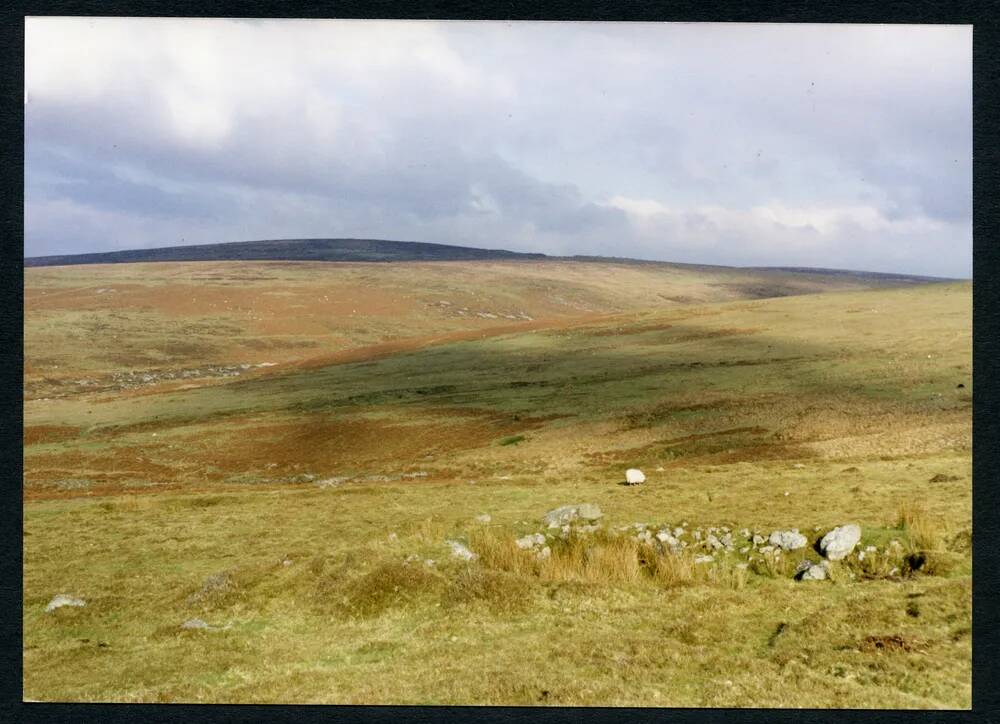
left=23, top=238, right=546, bottom=267
left=24, top=238, right=954, bottom=287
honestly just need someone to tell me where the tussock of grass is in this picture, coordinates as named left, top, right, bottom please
left=443, top=567, right=532, bottom=613
left=896, top=503, right=945, bottom=551
left=340, top=561, right=445, bottom=617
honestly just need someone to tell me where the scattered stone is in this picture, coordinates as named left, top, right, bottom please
left=446, top=540, right=477, bottom=561
left=316, top=476, right=350, bottom=488
left=752, top=534, right=766, bottom=546
left=656, top=530, right=679, bottom=547
left=516, top=533, right=547, bottom=550
left=474, top=514, right=492, bottom=524
left=625, top=468, right=646, bottom=485
left=759, top=545, right=776, bottom=555
left=819, top=524, right=862, bottom=561
left=45, top=594, right=85, bottom=613
left=674, top=527, right=685, bottom=538
left=769, top=530, right=808, bottom=551
left=694, top=555, right=714, bottom=564
left=537, top=546, right=551, bottom=561
left=542, top=504, right=603, bottom=528
left=706, top=534, right=723, bottom=551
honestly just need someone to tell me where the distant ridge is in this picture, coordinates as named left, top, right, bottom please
left=23, top=238, right=547, bottom=267
left=23, top=238, right=956, bottom=283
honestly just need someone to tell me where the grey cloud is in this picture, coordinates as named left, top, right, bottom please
left=24, top=19, right=971, bottom=276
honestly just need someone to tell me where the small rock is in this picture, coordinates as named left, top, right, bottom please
left=739, top=546, right=750, bottom=554
left=793, top=463, right=806, bottom=469
left=819, top=524, right=862, bottom=561
left=752, top=534, right=766, bottom=546
left=537, top=546, right=551, bottom=561
left=474, top=514, right=492, bottom=524
left=516, top=533, right=546, bottom=549
left=387, top=532, right=398, bottom=542
left=706, top=534, right=723, bottom=550
left=446, top=540, right=477, bottom=561
left=694, top=555, right=714, bottom=564
left=181, top=618, right=211, bottom=630
left=45, top=595, right=85, bottom=613
left=673, top=527, right=685, bottom=538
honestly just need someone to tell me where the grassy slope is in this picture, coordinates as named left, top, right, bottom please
left=24, top=260, right=923, bottom=394
left=22, top=270, right=971, bottom=706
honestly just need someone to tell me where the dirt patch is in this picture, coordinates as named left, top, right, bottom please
left=23, top=425, right=80, bottom=446
left=859, top=634, right=923, bottom=654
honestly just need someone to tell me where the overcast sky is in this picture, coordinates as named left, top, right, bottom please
left=25, top=19, right=971, bottom=276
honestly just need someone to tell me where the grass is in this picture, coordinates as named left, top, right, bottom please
left=22, top=265, right=971, bottom=706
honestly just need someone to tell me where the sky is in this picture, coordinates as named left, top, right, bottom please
left=24, top=19, right=972, bottom=276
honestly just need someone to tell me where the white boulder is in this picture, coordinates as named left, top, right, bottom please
left=819, top=524, right=862, bottom=561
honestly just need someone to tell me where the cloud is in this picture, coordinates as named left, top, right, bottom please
left=25, top=19, right=971, bottom=276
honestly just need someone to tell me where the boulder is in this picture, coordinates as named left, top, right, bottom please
left=819, top=524, right=862, bottom=561
left=796, top=561, right=828, bottom=581
left=45, top=594, right=85, bottom=613
left=625, top=468, right=646, bottom=485
left=543, top=504, right=603, bottom=528
left=768, top=530, right=808, bottom=551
